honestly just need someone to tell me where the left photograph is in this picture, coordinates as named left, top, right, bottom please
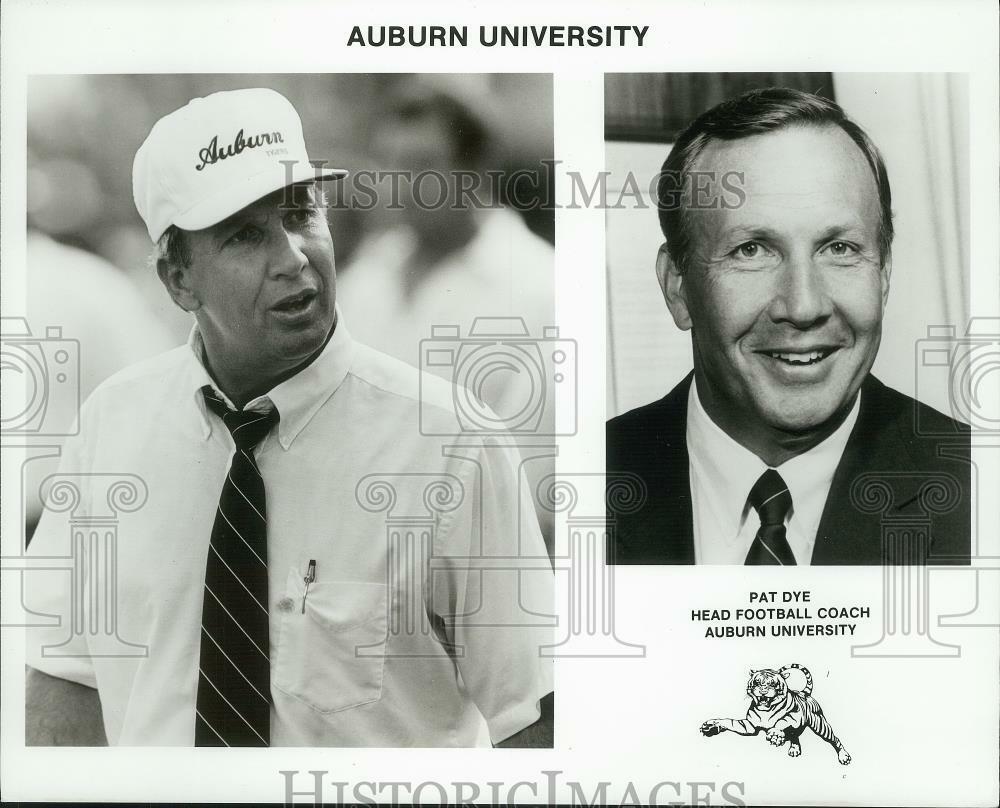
left=18, top=74, right=555, bottom=747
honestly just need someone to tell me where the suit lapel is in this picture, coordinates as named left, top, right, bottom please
left=812, top=375, right=914, bottom=564
left=608, top=372, right=695, bottom=564
left=652, top=374, right=695, bottom=563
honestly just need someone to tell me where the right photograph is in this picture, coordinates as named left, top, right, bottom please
left=604, top=73, right=973, bottom=566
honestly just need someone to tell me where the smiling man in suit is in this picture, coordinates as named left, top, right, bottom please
left=607, top=88, right=971, bottom=566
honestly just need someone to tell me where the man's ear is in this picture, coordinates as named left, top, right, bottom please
left=880, top=255, right=892, bottom=309
left=655, top=243, right=692, bottom=330
left=157, top=258, right=201, bottom=312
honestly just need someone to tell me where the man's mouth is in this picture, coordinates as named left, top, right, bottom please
left=758, top=347, right=837, bottom=366
left=271, top=289, right=317, bottom=315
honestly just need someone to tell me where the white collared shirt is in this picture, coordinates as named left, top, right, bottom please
left=686, top=380, right=860, bottom=565
left=26, top=312, right=553, bottom=746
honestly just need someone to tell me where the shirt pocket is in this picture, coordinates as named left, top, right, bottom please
left=273, top=567, right=388, bottom=714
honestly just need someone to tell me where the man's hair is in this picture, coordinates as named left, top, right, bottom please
left=656, top=87, right=894, bottom=273
left=155, top=223, right=193, bottom=268
left=153, top=183, right=328, bottom=269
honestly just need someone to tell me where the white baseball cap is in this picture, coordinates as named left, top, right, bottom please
left=132, top=87, right=347, bottom=243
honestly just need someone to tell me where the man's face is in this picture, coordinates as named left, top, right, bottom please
left=661, top=125, right=890, bottom=449
left=175, top=184, right=336, bottom=385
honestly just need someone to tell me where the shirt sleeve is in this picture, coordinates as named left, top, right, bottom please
left=432, top=437, right=555, bottom=744
left=24, top=419, right=98, bottom=689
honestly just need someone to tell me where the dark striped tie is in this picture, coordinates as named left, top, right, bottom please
left=195, top=389, right=278, bottom=746
left=744, top=469, right=796, bottom=566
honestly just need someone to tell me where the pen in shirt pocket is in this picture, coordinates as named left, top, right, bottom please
left=301, top=559, right=316, bottom=614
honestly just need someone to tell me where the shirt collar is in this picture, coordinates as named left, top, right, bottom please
left=184, top=306, right=355, bottom=449
left=687, top=382, right=768, bottom=541
left=686, top=379, right=861, bottom=543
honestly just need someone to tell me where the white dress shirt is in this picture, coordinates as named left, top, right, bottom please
left=687, top=380, right=860, bottom=565
left=26, top=313, right=553, bottom=746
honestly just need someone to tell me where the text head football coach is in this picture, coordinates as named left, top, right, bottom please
left=25, top=88, right=553, bottom=747
left=607, top=87, right=971, bottom=566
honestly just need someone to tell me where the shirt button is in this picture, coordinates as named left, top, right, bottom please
left=276, top=597, right=295, bottom=612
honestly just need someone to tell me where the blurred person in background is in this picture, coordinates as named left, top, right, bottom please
left=19, top=77, right=188, bottom=537
left=338, top=75, right=556, bottom=548
left=19, top=234, right=175, bottom=535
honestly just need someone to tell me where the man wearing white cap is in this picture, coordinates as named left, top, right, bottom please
left=25, top=88, right=553, bottom=748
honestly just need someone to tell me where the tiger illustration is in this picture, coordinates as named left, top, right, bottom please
left=699, top=664, right=851, bottom=764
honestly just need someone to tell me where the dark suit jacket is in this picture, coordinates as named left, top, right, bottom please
left=606, top=374, right=971, bottom=565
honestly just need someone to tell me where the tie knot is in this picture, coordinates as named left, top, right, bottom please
left=748, top=469, right=792, bottom=527
left=202, top=389, right=278, bottom=449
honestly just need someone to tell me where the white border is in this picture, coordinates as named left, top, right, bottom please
left=2, top=1, right=998, bottom=805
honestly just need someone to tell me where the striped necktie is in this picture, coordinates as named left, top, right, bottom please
left=744, top=469, right=796, bottom=566
left=195, top=389, right=278, bottom=746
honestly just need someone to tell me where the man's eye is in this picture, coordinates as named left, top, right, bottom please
left=733, top=242, right=767, bottom=259
left=286, top=207, right=317, bottom=228
left=826, top=241, right=857, bottom=256
left=225, top=226, right=260, bottom=247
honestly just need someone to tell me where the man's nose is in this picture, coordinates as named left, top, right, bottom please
left=267, top=228, right=308, bottom=278
left=769, top=255, right=833, bottom=328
